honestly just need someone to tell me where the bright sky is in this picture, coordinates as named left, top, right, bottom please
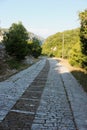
left=0, top=0, right=87, bottom=38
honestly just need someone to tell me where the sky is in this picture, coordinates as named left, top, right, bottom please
left=0, top=0, right=87, bottom=38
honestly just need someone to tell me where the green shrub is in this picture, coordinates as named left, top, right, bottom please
left=28, top=38, right=42, bottom=58
left=7, top=59, right=22, bottom=69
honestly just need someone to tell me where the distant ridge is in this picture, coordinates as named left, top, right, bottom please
left=28, top=32, right=45, bottom=45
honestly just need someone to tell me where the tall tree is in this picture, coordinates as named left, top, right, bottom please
left=3, top=22, right=29, bottom=60
left=79, top=9, right=87, bottom=55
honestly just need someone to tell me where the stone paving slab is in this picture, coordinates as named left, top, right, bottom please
left=58, top=62, right=87, bottom=130
left=0, top=111, right=34, bottom=130
left=0, top=59, right=46, bottom=122
left=0, top=58, right=87, bottom=130
left=0, top=59, right=50, bottom=129
left=31, top=59, right=76, bottom=130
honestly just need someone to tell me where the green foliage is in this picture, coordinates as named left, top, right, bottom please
left=42, top=9, right=87, bottom=70
left=42, top=27, right=87, bottom=69
left=7, top=58, right=22, bottom=69
left=42, top=32, right=62, bottom=57
left=28, top=37, right=42, bottom=58
left=69, top=42, right=83, bottom=67
left=42, top=28, right=80, bottom=59
left=79, top=9, right=87, bottom=55
left=3, top=22, right=29, bottom=60
left=79, top=9, right=87, bottom=69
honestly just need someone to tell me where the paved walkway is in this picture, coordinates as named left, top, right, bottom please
left=31, top=59, right=76, bottom=130
left=0, top=59, right=46, bottom=122
left=0, top=58, right=87, bottom=130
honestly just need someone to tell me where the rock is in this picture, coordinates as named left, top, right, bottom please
left=23, top=56, right=34, bottom=65
left=0, top=43, right=6, bottom=61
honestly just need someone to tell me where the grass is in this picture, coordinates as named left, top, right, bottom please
left=71, top=70, right=87, bottom=92
left=6, top=57, right=40, bottom=70
left=0, top=57, right=40, bottom=82
left=6, top=58, right=37, bottom=70
left=6, top=59, right=22, bottom=69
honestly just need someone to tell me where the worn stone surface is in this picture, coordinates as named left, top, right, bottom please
left=31, top=59, right=76, bottom=130
left=58, top=62, right=87, bottom=130
left=0, top=59, right=47, bottom=123
left=0, top=59, right=49, bottom=129
left=0, top=58, right=87, bottom=130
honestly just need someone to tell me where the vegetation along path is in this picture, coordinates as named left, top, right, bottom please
left=0, top=58, right=87, bottom=130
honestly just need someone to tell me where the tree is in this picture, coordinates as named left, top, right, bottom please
left=28, top=37, right=42, bottom=58
left=3, top=22, right=29, bottom=60
left=79, top=9, right=87, bottom=55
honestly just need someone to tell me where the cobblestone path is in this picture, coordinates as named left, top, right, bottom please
left=0, top=59, right=46, bottom=123
left=31, top=59, right=76, bottom=130
left=0, top=58, right=87, bottom=130
left=0, top=60, right=49, bottom=129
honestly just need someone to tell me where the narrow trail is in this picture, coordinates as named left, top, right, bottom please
left=0, top=58, right=87, bottom=130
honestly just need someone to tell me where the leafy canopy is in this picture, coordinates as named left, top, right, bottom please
left=79, top=9, right=87, bottom=55
left=3, top=22, right=29, bottom=60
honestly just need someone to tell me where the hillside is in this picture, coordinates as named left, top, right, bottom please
left=42, top=28, right=87, bottom=68
left=42, top=28, right=80, bottom=58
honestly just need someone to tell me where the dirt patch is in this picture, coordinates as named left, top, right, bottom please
left=56, top=58, right=87, bottom=92
left=0, top=57, right=39, bottom=82
left=56, top=58, right=86, bottom=73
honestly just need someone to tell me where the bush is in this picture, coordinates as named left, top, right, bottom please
left=69, top=42, right=82, bottom=67
left=7, top=59, right=22, bottom=69
left=69, top=42, right=87, bottom=70
left=28, top=38, right=42, bottom=58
